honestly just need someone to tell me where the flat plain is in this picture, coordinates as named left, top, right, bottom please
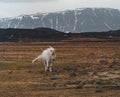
left=0, top=37, right=120, bottom=97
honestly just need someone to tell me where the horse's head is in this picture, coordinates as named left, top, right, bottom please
left=48, top=46, right=56, bottom=61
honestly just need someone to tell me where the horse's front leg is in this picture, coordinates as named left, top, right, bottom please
left=49, top=62, right=53, bottom=72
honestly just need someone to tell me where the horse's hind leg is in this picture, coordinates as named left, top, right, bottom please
left=43, top=60, right=48, bottom=72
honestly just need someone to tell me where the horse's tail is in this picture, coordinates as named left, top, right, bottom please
left=32, top=55, right=42, bottom=64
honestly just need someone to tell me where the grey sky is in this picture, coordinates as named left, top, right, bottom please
left=0, top=0, right=55, bottom=3
left=0, top=0, right=120, bottom=18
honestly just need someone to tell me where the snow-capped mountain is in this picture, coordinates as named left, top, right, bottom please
left=0, top=8, right=120, bottom=33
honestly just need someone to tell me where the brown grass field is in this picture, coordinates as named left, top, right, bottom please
left=0, top=37, right=120, bottom=97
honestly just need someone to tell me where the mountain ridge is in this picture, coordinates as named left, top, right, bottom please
left=0, top=8, right=120, bottom=33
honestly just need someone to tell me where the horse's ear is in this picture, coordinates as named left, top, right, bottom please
left=49, top=46, right=52, bottom=48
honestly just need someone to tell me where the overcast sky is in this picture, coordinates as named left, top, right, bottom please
left=0, top=0, right=120, bottom=18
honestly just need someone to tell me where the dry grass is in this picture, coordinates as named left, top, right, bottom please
left=0, top=38, right=120, bottom=97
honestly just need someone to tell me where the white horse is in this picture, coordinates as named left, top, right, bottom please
left=32, top=46, right=56, bottom=72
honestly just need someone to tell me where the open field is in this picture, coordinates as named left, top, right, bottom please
left=0, top=38, right=120, bottom=97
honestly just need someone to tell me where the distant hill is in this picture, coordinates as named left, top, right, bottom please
left=79, top=29, right=120, bottom=38
left=0, top=8, right=120, bottom=33
left=0, top=28, right=67, bottom=42
left=0, top=28, right=120, bottom=42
